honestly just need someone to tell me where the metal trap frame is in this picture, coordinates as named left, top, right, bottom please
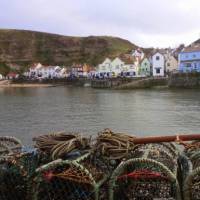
left=183, top=141, right=200, bottom=200
left=109, top=142, right=181, bottom=200
left=31, top=153, right=108, bottom=200
left=0, top=151, right=40, bottom=200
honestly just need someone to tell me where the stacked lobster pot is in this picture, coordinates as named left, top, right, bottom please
left=183, top=141, right=200, bottom=200
left=93, top=129, right=137, bottom=171
left=31, top=132, right=109, bottom=200
left=31, top=153, right=109, bottom=200
left=0, top=136, right=41, bottom=200
left=109, top=142, right=181, bottom=200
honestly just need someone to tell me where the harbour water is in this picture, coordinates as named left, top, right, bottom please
left=0, top=86, right=200, bottom=144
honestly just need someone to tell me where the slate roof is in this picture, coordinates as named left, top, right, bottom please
left=182, top=44, right=200, bottom=53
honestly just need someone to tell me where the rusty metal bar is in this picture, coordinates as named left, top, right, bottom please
left=132, top=134, right=200, bottom=144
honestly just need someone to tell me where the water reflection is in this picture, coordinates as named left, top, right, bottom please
left=0, top=86, right=200, bottom=144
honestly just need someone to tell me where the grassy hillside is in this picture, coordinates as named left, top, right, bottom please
left=0, top=29, right=138, bottom=67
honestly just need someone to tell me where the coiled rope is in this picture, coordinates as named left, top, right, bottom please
left=33, top=132, right=91, bottom=160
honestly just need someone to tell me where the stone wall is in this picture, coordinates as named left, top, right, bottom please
left=168, top=72, right=200, bottom=88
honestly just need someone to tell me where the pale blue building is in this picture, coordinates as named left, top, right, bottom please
left=179, top=45, right=200, bottom=72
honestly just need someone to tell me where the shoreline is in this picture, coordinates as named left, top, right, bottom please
left=0, top=83, right=55, bottom=88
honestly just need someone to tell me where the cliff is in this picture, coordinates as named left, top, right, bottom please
left=0, top=29, right=138, bottom=67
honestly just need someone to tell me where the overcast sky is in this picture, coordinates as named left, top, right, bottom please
left=0, top=0, right=199, bottom=48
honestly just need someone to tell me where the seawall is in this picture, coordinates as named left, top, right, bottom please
left=168, top=72, right=200, bottom=88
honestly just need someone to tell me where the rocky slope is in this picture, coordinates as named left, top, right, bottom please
left=0, top=29, right=138, bottom=67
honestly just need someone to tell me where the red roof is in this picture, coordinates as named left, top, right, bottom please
left=7, top=72, right=18, bottom=77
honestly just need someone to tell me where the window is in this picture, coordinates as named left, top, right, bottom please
left=144, top=63, right=147, bottom=66
left=186, top=63, right=191, bottom=68
left=193, top=54, right=196, bottom=58
left=156, top=68, right=160, bottom=74
left=156, top=56, right=160, bottom=60
left=167, top=63, right=170, bottom=67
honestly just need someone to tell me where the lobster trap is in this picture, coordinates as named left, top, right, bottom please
left=109, top=143, right=181, bottom=200
left=0, top=151, right=40, bottom=200
left=31, top=153, right=108, bottom=200
left=0, top=136, right=22, bottom=157
left=183, top=141, right=200, bottom=200
left=131, top=143, right=179, bottom=173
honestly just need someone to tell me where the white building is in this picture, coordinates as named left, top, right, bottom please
left=120, top=55, right=138, bottom=77
left=29, top=63, right=65, bottom=79
left=98, top=58, right=112, bottom=73
left=0, top=74, right=3, bottom=80
left=122, top=64, right=137, bottom=77
left=152, top=52, right=165, bottom=77
left=97, top=57, right=124, bottom=77
left=110, top=57, right=124, bottom=76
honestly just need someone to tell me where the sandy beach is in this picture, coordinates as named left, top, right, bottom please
left=0, top=80, right=54, bottom=88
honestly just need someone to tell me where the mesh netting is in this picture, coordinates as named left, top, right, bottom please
left=109, top=142, right=180, bottom=200
left=0, top=136, right=22, bottom=157
left=109, top=159, right=179, bottom=200
left=184, top=167, right=200, bottom=200
left=183, top=141, right=200, bottom=200
left=32, top=153, right=108, bottom=200
left=0, top=152, right=40, bottom=200
left=34, top=165, right=96, bottom=200
left=131, top=143, right=178, bottom=174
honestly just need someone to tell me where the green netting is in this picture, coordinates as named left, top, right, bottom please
left=131, top=143, right=178, bottom=174
left=31, top=153, right=108, bottom=200
left=183, top=141, right=200, bottom=200
left=183, top=167, right=200, bottom=200
left=0, top=152, right=40, bottom=200
left=109, top=143, right=180, bottom=200
left=109, top=158, right=180, bottom=200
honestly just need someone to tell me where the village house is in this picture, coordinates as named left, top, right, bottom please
left=71, top=64, right=84, bottom=77
left=6, top=72, right=19, bottom=80
left=98, top=58, right=112, bottom=74
left=179, top=44, right=200, bottom=72
left=28, top=63, right=66, bottom=79
left=120, top=54, right=138, bottom=77
left=0, top=74, right=3, bottom=80
left=97, top=57, right=124, bottom=77
left=110, top=57, right=124, bottom=76
left=29, top=63, right=43, bottom=78
left=59, top=67, right=70, bottom=78
left=138, top=57, right=151, bottom=77
left=165, top=54, right=178, bottom=73
left=132, top=48, right=144, bottom=60
left=152, top=52, right=165, bottom=77
left=82, top=64, right=92, bottom=77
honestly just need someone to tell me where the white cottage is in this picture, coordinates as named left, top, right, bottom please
left=110, top=57, right=124, bottom=76
left=152, top=52, right=165, bottom=77
left=120, top=55, right=138, bottom=77
left=98, top=58, right=112, bottom=73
